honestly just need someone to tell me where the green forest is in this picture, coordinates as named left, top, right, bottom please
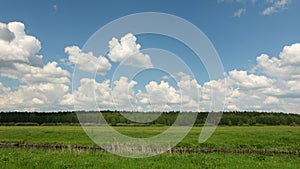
left=1, top=111, right=300, bottom=126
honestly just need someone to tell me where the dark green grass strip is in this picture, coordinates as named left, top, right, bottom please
left=1, top=147, right=300, bottom=169
left=1, top=142, right=299, bottom=156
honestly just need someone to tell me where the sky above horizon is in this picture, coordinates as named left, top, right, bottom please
left=1, top=0, right=300, bottom=113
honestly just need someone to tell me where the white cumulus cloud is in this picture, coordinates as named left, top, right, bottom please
left=62, top=76, right=138, bottom=111
left=256, top=43, right=300, bottom=80
left=108, top=33, right=153, bottom=68
left=1, top=21, right=300, bottom=113
left=0, top=22, right=41, bottom=63
left=0, top=21, right=70, bottom=111
left=65, top=45, right=111, bottom=76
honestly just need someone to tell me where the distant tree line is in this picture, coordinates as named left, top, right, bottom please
left=0, top=111, right=300, bottom=126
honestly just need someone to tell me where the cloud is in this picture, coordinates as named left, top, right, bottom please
left=200, top=72, right=275, bottom=112
left=17, top=62, right=69, bottom=84
left=65, top=46, right=111, bottom=76
left=0, top=21, right=70, bottom=111
left=225, top=70, right=276, bottom=111
left=61, top=78, right=112, bottom=109
left=263, top=96, right=280, bottom=104
left=135, top=80, right=181, bottom=112
left=0, top=22, right=41, bottom=63
left=218, top=0, right=292, bottom=16
left=256, top=43, right=300, bottom=105
left=0, top=83, right=69, bottom=111
left=0, top=83, right=10, bottom=95
left=0, top=26, right=150, bottom=111
left=233, top=8, right=246, bottom=17
left=0, top=60, right=70, bottom=85
left=261, top=0, right=291, bottom=15
left=261, top=6, right=277, bottom=15
left=134, top=73, right=203, bottom=111
left=143, top=81, right=181, bottom=104
left=111, top=76, right=138, bottom=109
left=0, top=22, right=70, bottom=85
left=0, top=23, right=15, bottom=42
left=67, top=73, right=201, bottom=112
left=62, top=76, right=138, bottom=110
left=255, top=43, right=300, bottom=80
left=222, top=43, right=300, bottom=112
left=176, top=73, right=202, bottom=110
left=108, top=33, right=153, bottom=68
left=228, top=69, right=273, bottom=89
left=1, top=21, right=300, bottom=113
left=274, top=0, right=290, bottom=7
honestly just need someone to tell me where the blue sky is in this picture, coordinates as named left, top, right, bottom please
left=1, top=0, right=300, bottom=112
left=1, top=0, right=299, bottom=71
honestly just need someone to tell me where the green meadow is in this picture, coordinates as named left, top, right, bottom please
left=0, top=126, right=300, bottom=150
left=0, top=126, right=300, bottom=168
left=1, top=148, right=300, bottom=169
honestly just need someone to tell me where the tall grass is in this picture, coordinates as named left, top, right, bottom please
left=0, top=126, right=299, bottom=151
left=1, top=148, right=300, bottom=169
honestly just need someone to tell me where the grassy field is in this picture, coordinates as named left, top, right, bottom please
left=0, top=126, right=300, bottom=168
left=0, top=126, right=300, bottom=150
left=1, top=148, right=300, bottom=169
